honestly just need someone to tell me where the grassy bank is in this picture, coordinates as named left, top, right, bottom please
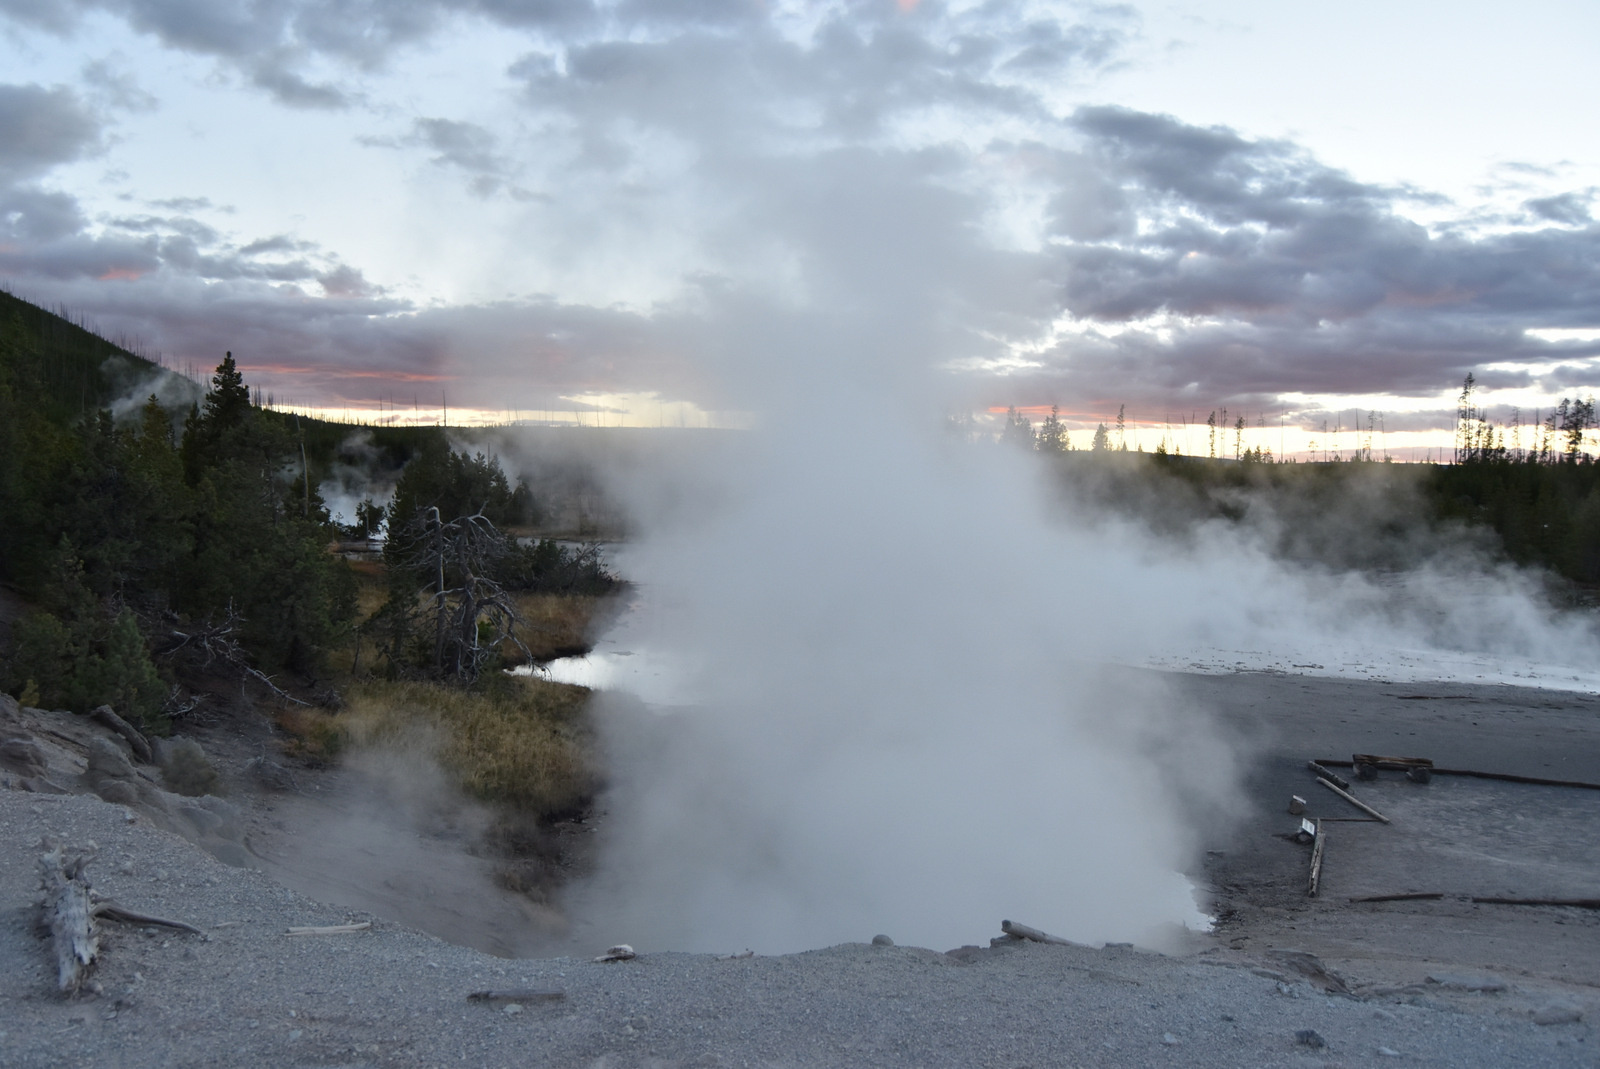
left=281, top=675, right=598, bottom=821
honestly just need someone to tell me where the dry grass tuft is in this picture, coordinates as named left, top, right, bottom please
left=511, top=593, right=609, bottom=661
left=334, top=677, right=597, bottom=820
left=275, top=706, right=349, bottom=765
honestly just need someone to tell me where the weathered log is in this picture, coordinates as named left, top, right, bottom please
left=89, top=705, right=151, bottom=764
left=39, top=841, right=99, bottom=994
left=94, top=902, right=205, bottom=936
left=1350, top=892, right=1445, bottom=903
left=594, top=943, right=636, bottom=962
left=1000, top=920, right=1078, bottom=946
left=286, top=921, right=372, bottom=936
left=1315, top=777, right=1391, bottom=824
left=467, top=989, right=566, bottom=1003
left=1307, top=819, right=1326, bottom=898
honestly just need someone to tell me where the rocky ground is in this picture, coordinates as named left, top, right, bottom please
left=2, top=673, right=1598, bottom=1068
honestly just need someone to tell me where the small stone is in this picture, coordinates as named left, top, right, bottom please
left=1295, top=1029, right=1327, bottom=1049
left=288, top=1030, right=302, bottom=1042
left=1161, top=1033, right=1180, bottom=1046
left=503, top=1003, right=523, bottom=1016
left=871, top=934, right=894, bottom=946
left=1378, top=1047, right=1401, bottom=1057
left=1532, top=1002, right=1583, bottom=1026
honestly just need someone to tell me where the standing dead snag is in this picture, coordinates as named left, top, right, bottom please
left=384, top=504, right=529, bottom=683
left=39, top=840, right=100, bottom=994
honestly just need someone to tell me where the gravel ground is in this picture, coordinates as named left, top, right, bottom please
left=3, top=789, right=1596, bottom=1069
left=5, top=671, right=1600, bottom=1068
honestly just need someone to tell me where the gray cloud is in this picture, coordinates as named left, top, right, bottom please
left=0, top=83, right=103, bottom=180
left=1525, top=191, right=1592, bottom=226
left=2, top=1, right=1597, bottom=434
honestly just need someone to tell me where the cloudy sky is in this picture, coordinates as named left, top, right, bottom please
left=1, top=0, right=1596, bottom=448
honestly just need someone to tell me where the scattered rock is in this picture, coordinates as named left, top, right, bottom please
left=503, top=1003, right=523, bottom=1015
left=1425, top=972, right=1507, bottom=993
left=1294, top=1029, right=1327, bottom=1049
left=1161, top=1032, right=1180, bottom=1045
left=1378, top=1046, right=1401, bottom=1057
left=1532, top=1001, right=1583, bottom=1025
left=595, top=944, right=636, bottom=963
left=871, top=934, right=894, bottom=946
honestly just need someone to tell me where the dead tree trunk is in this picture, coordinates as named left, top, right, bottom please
left=39, top=841, right=99, bottom=994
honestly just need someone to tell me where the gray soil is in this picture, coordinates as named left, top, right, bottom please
left=3, top=671, right=1599, bottom=1068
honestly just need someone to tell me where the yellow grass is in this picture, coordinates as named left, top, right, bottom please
left=330, top=676, right=597, bottom=818
left=511, top=593, right=608, bottom=661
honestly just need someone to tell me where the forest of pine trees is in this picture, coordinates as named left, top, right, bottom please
left=0, top=293, right=615, bottom=729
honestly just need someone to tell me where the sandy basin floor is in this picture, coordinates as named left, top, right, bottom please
left=3, top=670, right=1599, bottom=1068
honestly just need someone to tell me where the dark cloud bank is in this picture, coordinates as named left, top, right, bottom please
left=0, top=1, right=1596, bottom=422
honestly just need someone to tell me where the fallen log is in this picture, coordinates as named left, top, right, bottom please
left=1470, top=897, right=1600, bottom=910
left=89, top=705, right=151, bottom=764
left=1315, top=777, right=1391, bottom=824
left=1000, top=920, right=1079, bottom=946
left=467, top=989, right=566, bottom=1003
left=1350, top=892, right=1445, bottom=903
left=39, top=840, right=99, bottom=994
left=287, top=922, right=372, bottom=936
left=1307, top=819, right=1325, bottom=898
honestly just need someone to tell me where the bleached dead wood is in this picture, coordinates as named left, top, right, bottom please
left=1315, top=777, right=1391, bottom=823
left=286, top=922, right=372, bottom=936
left=89, top=705, right=152, bottom=764
left=39, top=840, right=99, bottom=994
left=1000, top=920, right=1078, bottom=946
